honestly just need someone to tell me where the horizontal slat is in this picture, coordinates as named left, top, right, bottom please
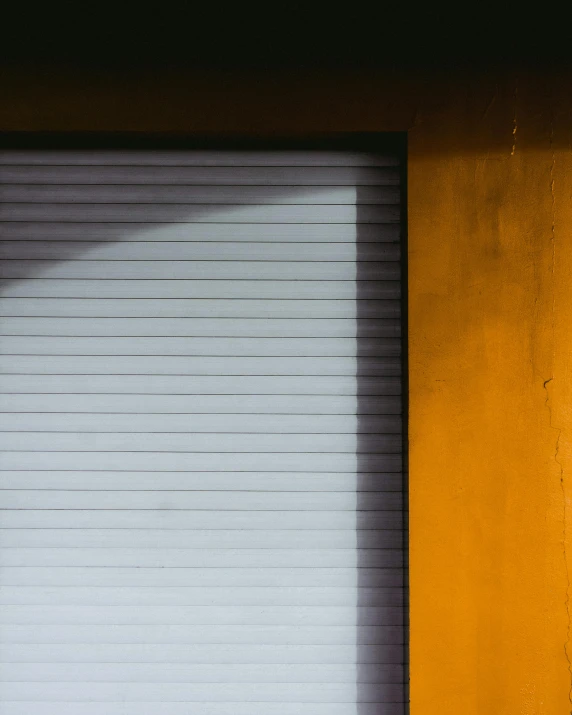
left=0, top=279, right=399, bottom=299
left=0, top=471, right=403, bottom=491
left=0, top=623, right=404, bottom=644
left=0, top=432, right=400, bottom=452
left=0, top=298, right=400, bottom=319
left=0, top=586, right=405, bottom=607
left=0, top=681, right=404, bottom=703
left=0, top=703, right=407, bottom=715
left=0, top=151, right=400, bottom=167
left=0, top=548, right=402, bottom=569
left=0, top=470, right=402, bottom=489
left=0, top=603, right=403, bottom=625
left=0, top=528, right=402, bottom=549
left=0, top=642, right=403, bottom=664
left=0, top=491, right=402, bottom=511
left=1, top=204, right=398, bottom=223
left=0, top=371, right=399, bottom=394
left=0, top=337, right=400, bottom=357
left=0, top=260, right=400, bottom=280
left=0, top=355, right=401, bottom=376
left=0, top=317, right=400, bottom=338
left=0, top=414, right=401, bottom=433
left=1, top=185, right=399, bottom=205
left=0, top=394, right=401, bottom=413
left=0, top=528, right=401, bottom=548
left=0, top=222, right=400, bottom=242
left=0, top=568, right=404, bottom=587
left=0, top=375, right=400, bottom=395
left=0, top=453, right=402, bottom=471
left=0, top=484, right=402, bottom=506
left=0, top=511, right=404, bottom=530
left=0, top=661, right=403, bottom=683
left=0, top=241, right=398, bottom=261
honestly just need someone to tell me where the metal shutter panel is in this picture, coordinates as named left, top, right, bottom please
left=0, top=149, right=406, bottom=714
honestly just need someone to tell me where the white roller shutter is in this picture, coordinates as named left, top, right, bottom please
left=0, top=147, right=407, bottom=714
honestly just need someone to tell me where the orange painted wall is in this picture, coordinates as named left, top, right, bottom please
left=2, top=66, right=571, bottom=713
left=408, top=74, right=572, bottom=713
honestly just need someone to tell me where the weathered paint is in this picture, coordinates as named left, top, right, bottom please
left=408, top=75, right=572, bottom=714
left=2, top=66, right=572, bottom=713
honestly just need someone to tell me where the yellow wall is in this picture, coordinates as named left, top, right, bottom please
left=408, top=74, right=572, bottom=713
left=2, top=66, right=571, bottom=713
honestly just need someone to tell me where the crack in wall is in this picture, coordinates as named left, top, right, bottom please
left=510, top=80, right=518, bottom=156
left=544, top=377, right=572, bottom=711
left=481, top=85, right=498, bottom=121
left=545, top=129, right=572, bottom=710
